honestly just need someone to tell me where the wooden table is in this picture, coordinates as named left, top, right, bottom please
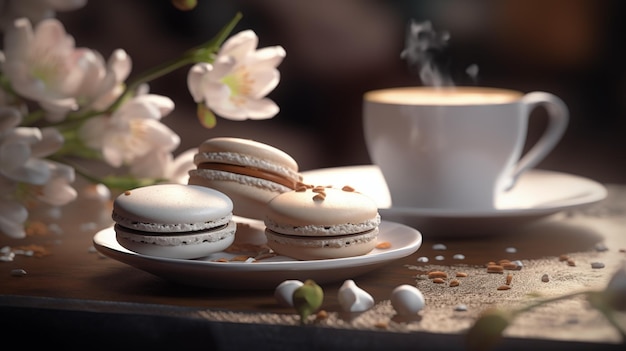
left=1, top=181, right=625, bottom=350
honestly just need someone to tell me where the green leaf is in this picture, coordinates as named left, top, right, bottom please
left=292, top=279, right=324, bottom=325
left=466, top=309, right=512, bottom=351
left=100, top=175, right=165, bottom=192
left=171, top=0, right=197, bottom=11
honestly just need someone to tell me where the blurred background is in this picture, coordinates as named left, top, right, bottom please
left=57, top=0, right=626, bottom=183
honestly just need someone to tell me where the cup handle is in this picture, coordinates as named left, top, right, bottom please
left=506, top=92, right=569, bottom=190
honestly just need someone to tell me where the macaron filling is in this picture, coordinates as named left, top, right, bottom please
left=265, top=227, right=379, bottom=249
left=115, top=221, right=236, bottom=246
left=193, top=151, right=302, bottom=186
left=264, top=214, right=380, bottom=236
left=112, top=212, right=232, bottom=233
left=196, top=162, right=297, bottom=189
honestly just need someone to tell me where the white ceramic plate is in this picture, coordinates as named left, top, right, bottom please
left=93, top=218, right=422, bottom=289
left=302, top=165, right=607, bottom=235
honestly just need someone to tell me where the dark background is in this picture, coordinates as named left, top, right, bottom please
left=57, top=0, right=626, bottom=183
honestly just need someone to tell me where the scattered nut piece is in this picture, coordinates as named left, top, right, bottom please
left=316, top=310, right=328, bottom=320
left=374, top=321, right=389, bottom=329
left=449, top=279, right=460, bottom=287
left=505, top=273, right=513, bottom=285
left=502, top=262, right=521, bottom=270
left=341, top=185, right=355, bottom=192
left=427, top=271, right=448, bottom=279
left=567, top=258, right=576, bottom=267
left=497, top=285, right=511, bottom=290
left=375, top=241, right=392, bottom=249
left=455, top=272, right=468, bottom=278
left=214, top=258, right=229, bottom=262
left=487, top=265, right=504, bottom=274
left=312, top=193, right=326, bottom=201
left=559, top=254, right=569, bottom=261
left=124, top=191, right=131, bottom=196
left=541, top=274, right=550, bottom=282
left=432, top=277, right=446, bottom=284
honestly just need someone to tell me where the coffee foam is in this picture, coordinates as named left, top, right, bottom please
left=365, top=87, right=522, bottom=105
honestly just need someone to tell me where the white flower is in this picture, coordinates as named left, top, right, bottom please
left=78, top=48, right=132, bottom=112
left=78, top=94, right=180, bottom=171
left=1, top=17, right=102, bottom=121
left=0, top=194, right=28, bottom=239
left=187, top=29, right=285, bottom=120
left=35, top=160, right=76, bottom=206
left=0, top=0, right=87, bottom=32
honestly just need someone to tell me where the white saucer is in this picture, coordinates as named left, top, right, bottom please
left=302, top=165, right=607, bottom=235
left=93, top=218, right=422, bottom=289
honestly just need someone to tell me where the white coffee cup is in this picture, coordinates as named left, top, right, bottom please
left=363, top=86, right=569, bottom=210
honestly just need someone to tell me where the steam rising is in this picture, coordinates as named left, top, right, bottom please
left=401, top=20, right=478, bottom=86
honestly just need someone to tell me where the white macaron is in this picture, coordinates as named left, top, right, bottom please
left=264, top=185, right=381, bottom=260
left=112, top=184, right=236, bottom=259
left=188, top=137, right=302, bottom=220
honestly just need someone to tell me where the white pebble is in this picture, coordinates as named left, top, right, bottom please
left=274, top=280, right=303, bottom=307
left=337, top=280, right=375, bottom=313
left=591, top=262, right=605, bottom=269
left=390, top=285, right=425, bottom=316
left=511, top=260, right=523, bottom=268
left=452, top=254, right=465, bottom=260
left=505, top=247, right=517, bottom=253
left=594, top=243, right=608, bottom=252
left=454, top=304, right=468, bottom=312
left=0, top=254, right=15, bottom=262
left=416, top=256, right=429, bottom=263
left=435, top=255, right=445, bottom=261
left=10, top=269, right=27, bottom=277
left=432, top=243, right=447, bottom=250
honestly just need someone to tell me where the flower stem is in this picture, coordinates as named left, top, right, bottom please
left=511, top=290, right=591, bottom=318
left=106, top=11, right=243, bottom=114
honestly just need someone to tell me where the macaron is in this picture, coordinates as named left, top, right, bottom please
left=264, top=185, right=381, bottom=260
left=188, top=137, right=302, bottom=219
left=112, top=183, right=236, bottom=259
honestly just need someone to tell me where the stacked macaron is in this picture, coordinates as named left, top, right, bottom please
left=264, top=184, right=381, bottom=260
left=112, top=184, right=236, bottom=259
left=188, top=137, right=302, bottom=219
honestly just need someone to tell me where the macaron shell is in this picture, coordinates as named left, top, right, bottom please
left=112, top=184, right=233, bottom=232
left=264, top=187, right=380, bottom=235
left=115, top=221, right=236, bottom=259
left=188, top=172, right=288, bottom=219
left=265, top=228, right=378, bottom=260
left=197, top=137, right=299, bottom=172
left=193, top=152, right=301, bottom=184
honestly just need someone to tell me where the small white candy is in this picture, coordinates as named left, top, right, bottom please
left=452, top=254, right=465, bottom=260
left=432, top=243, right=447, bottom=250
left=505, top=247, right=517, bottom=253
left=435, top=255, right=444, bottom=261
left=416, top=256, right=429, bottom=263
left=274, top=280, right=303, bottom=307
left=390, top=284, right=425, bottom=316
left=337, top=279, right=375, bottom=313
